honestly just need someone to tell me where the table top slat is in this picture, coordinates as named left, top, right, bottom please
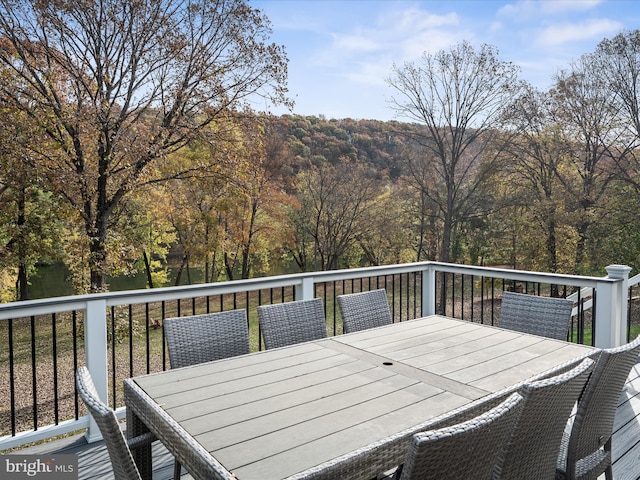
left=179, top=369, right=426, bottom=437
left=167, top=359, right=387, bottom=421
left=209, top=382, right=457, bottom=471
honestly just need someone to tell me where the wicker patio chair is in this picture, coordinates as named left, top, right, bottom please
left=257, top=298, right=327, bottom=349
left=76, top=366, right=169, bottom=480
left=164, top=309, right=249, bottom=477
left=496, top=357, right=595, bottom=480
left=337, top=289, right=393, bottom=334
left=396, top=392, right=524, bottom=480
left=498, top=291, right=574, bottom=340
left=556, top=335, right=640, bottom=480
left=164, top=309, right=250, bottom=369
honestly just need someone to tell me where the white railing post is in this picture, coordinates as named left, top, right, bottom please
left=296, top=276, right=315, bottom=301
left=422, top=264, right=436, bottom=316
left=605, top=264, right=632, bottom=345
left=84, top=298, right=108, bottom=442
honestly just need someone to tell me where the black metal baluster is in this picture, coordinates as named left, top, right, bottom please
left=391, top=274, right=396, bottom=321
left=72, top=311, right=79, bottom=419
left=258, top=290, right=263, bottom=350
left=591, top=291, right=597, bottom=347
left=145, top=303, right=150, bottom=374
left=480, top=276, right=485, bottom=324
left=329, top=282, right=337, bottom=335
left=461, top=275, right=465, bottom=320
left=627, top=285, right=632, bottom=342
left=471, top=276, right=475, bottom=323
left=110, top=306, right=116, bottom=409
left=451, top=273, right=455, bottom=319
left=9, top=318, right=16, bottom=435
left=128, top=304, right=134, bottom=378
left=491, top=278, right=495, bottom=326
left=161, top=301, right=167, bottom=371
left=30, top=316, right=37, bottom=430
left=400, top=273, right=404, bottom=322
left=52, top=313, right=59, bottom=425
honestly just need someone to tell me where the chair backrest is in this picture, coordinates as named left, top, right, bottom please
left=496, top=357, right=594, bottom=480
left=76, top=366, right=142, bottom=480
left=257, top=298, right=327, bottom=349
left=337, top=289, right=392, bottom=334
left=398, top=392, right=524, bottom=480
left=559, top=335, right=640, bottom=479
left=499, top=291, right=574, bottom=340
left=164, top=309, right=250, bottom=369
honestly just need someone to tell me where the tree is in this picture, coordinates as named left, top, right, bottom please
left=397, top=140, right=442, bottom=262
left=388, top=41, right=522, bottom=263
left=505, top=85, right=571, bottom=277
left=123, top=188, right=175, bottom=289
left=220, top=117, right=292, bottom=280
left=0, top=103, right=64, bottom=300
left=0, top=0, right=289, bottom=291
left=293, top=159, right=378, bottom=271
left=356, top=186, right=415, bottom=266
left=551, top=55, right=620, bottom=272
left=594, top=30, right=640, bottom=192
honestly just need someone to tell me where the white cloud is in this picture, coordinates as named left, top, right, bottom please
left=498, top=0, right=603, bottom=20
left=311, top=6, right=467, bottom=78
left=382, top=7, right=460, bottom=31
left=342, top=61, right=392, bottom=87
left=489, top=21, right=504, bottom=33
left=332, top=32, right=380, bottom=54
left=535, top=18, right=624, bottom=47
left=539, top=0, right=604, bottom=14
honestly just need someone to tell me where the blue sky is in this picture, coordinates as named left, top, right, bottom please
left=250, top=0, right=639, bottom=121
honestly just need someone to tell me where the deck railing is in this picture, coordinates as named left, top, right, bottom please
left=0, top=261, right=634, bottom=450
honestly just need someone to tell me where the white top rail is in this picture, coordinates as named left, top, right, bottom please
left=0, top=261, right=615, bottom=320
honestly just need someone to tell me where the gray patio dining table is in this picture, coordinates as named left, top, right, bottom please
left=123, top=314, right=596, bottom=480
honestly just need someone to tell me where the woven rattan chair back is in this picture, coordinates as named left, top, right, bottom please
left=498, top=291, right=574, bottom=340
left=337, top=289, right=392, bottom=334
left=496, top=357, right=594, bottom=480
left=76, top=366, right=143, bottom=480
left=164, top=309, right=250, bottom=369
left=557, top=335, right=640, bottom=480
left=164, top=310, right=249, bottom=478
left=257, top=298, right=327, bottom=349
left=398, top=392, right=524, bottom=480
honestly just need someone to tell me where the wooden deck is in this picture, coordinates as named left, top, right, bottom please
left=17, top=362, right=640, bottom=480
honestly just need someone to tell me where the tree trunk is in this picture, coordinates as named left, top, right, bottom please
left=174, top=255, right=188, bottom=286
left=16, top=188, right=28, bottom=301
left=575, top=221, right=589, bottom=272
left=416, top=192, right=428, bottom=262
left=89, top=229, right=108, bottom=292
left=186, top=256, right=192, bottom=284
left=224, top=252, right=235, bottom=281
left=143, top=251, right=154, bottom=288
left=440, top=196, right=454, bottom=263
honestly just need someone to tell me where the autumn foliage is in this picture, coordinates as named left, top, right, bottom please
left=0, top=3, right=639, bottom=300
